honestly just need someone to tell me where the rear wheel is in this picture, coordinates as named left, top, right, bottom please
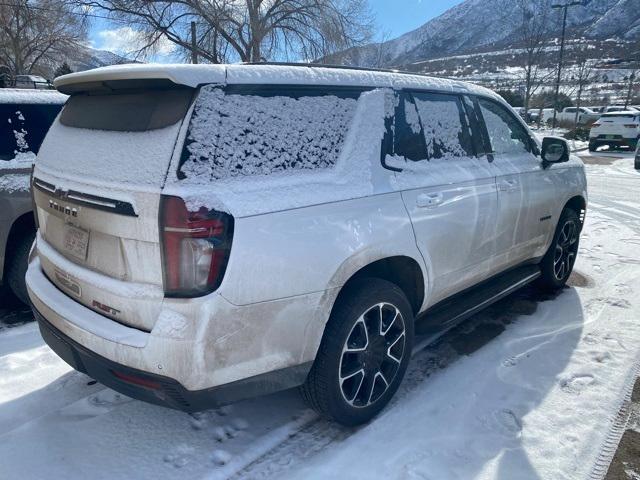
left=301, top=278, right=414, bottom=426
left=537, top=208, right=581, bottom=291
left=588, top=140, right=598, bottom=152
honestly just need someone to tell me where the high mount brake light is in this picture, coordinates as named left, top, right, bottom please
left=160, top=196, right=233, bottom=297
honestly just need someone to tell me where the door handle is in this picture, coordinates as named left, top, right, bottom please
left=498, top=179, right=519, bottom=192
left=416, top=192, right=444, bottom=208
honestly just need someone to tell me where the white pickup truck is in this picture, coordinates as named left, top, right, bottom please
left=556, top=107, right=599, bottom=126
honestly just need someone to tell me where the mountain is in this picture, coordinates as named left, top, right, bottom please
left=67, top=46, right=133, bottom=73
left=328, top=0, right=640, bottom=69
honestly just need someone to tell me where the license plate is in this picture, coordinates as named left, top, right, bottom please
left=63, top=224, right=89, bottom=261
left=605, top=135, right=617, bottom=140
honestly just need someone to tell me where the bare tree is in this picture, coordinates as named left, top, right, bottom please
left=510, top=0, right=556, bottom=117
left=568, top=43, right=596, bottom=129
left=0, top=0, right=88, bottom=78
left=623, top=38, right=639, bottom=109
left=76, top=0, right=373, bottom=63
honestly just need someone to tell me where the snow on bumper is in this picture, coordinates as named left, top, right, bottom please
left=26, top=256, right=332, bottom=394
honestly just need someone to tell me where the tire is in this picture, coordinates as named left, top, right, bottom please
left=301, top=277, right=414, bottom=426
left=537, top=208, right=581, bottom=291
left=5, top=230, right=35, bottom=305
left=588, top=141, right=597, bottom=152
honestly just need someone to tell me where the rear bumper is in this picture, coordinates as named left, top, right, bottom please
left=35, top=307, right=311, bottom=412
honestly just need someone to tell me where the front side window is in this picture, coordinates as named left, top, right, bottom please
left=179, top=85, right=361, bottom=181
left=413, top=92, right=474, bottom=159
left=478, top=98, right=532, bottom=155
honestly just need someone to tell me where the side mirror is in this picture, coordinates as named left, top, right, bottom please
left=541, top=136, right=569, bottom=167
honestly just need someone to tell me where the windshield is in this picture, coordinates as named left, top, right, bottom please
left=60, top=88, right=193, bottom=132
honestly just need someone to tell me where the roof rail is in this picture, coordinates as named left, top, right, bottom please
left=242, top=61, right=445, bottom=80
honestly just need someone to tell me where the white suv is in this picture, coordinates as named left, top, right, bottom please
left=589, top=111, right=640, bottom=152
left=27, top=64, right=587, bottom=425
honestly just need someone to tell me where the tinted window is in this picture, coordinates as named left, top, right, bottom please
left=0, top=103, right=63, bottom=160
left=478, top=98, right=532, bottom=155
left=413, top=92, right=474, bottom=159
left=60, top=88, right=193, bottom=131
left=393, top=93, right=427, bottom=162
left=179, top=85, right=362, bottom=181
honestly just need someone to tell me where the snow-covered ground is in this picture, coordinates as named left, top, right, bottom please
left=1, top=154, right=639, bottom=480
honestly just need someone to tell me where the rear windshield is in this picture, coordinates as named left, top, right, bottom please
left=60, top=88, right=193, bottom=132
left=0, top=103, right=63, bottom=160
left=178, top=85, right=363, bottom=181
left=601, top=113, right=638, bottom=120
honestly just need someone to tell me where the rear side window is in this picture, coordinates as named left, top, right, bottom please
left=413, top=92, right=474, bottom=160
left=478, top=98, right=532, bottom=155
left=393, top=93, right=427, bottom=162
left=0, top=103, right=63, bottom=160
left=178, top=85, right=361, bottom=181
left=60, top=88, right=193, bottom=131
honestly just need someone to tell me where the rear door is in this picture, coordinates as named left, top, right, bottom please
left=32, top=85, right=194, bottom=331
left=392, top=91, right=498, bottom=306
left=476, top=97, right=557, bottom=271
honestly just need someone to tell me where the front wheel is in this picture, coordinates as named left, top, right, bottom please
left=301, top=278, right=414, bottom=426
left=537, top=208, right=581, bottom=291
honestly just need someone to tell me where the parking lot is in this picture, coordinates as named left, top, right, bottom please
left=0, top=151, right=638, bottom=479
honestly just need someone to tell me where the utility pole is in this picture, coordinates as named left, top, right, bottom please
left=190, top=21, right=198, bottom=64
left=625, top=70, right=636, bottom=109
left=551, top=1, right=582, bottom=130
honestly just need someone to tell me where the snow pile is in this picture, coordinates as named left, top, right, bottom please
left=166, top=88, right=390, bottom=217
left=180, top=86, right=358, bottom=181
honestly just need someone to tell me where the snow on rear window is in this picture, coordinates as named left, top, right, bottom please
left=179, top=86, right=358, bottom=181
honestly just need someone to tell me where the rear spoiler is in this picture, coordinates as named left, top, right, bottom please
left=54, top=64, right=226, bottom=95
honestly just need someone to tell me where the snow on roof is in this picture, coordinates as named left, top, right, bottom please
left=0, top=88, right=67, bottom=105
left=53, top=63, right=499, bottom=100
left=54, top=64, right=227, bottom=93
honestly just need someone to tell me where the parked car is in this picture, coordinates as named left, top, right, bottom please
left=600, top=105, right=635, bottom=114
left=540, top=108, right=557, bottom=125
left=14, top=75, right=52, bottom=90
left=0, top=89, right=66, bottom=303
left=557, top=107, right=599, bottom=126
left=589, top=111, right=640, bottom=152
left=27, top=64, right=587, bottom=426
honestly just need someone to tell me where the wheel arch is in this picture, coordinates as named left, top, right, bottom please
left=331, top=255, right=425, bottom=317
left=563, top=195, right=586, bottom=228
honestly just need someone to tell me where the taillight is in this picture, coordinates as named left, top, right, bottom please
left=591, top=122, right=601, bottom=127
left=160, top=195, right=233, bottom=297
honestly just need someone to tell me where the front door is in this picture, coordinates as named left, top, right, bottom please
left=476, top=97, right=558, bottom=271
left=390, top=91, right=498, bottom=306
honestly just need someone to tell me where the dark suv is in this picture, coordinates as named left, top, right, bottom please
left=1, top=89, right=66, bottom=302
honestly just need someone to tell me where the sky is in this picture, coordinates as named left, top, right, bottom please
left=88, top=0, right=465, bottom=60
